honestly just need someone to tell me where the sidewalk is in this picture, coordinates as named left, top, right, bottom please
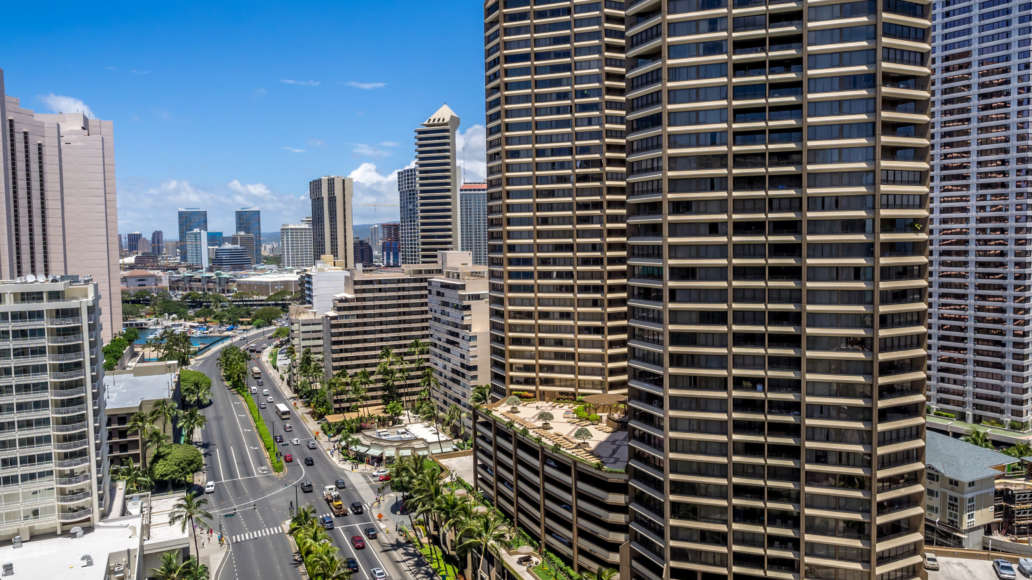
left=195, top=526, right=230, bottom=579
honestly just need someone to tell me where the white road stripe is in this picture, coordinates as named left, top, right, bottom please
left=230, top=526, right=282, bottom=543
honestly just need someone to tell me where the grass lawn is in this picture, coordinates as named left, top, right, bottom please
left=419, top=542, right=461, bottom=580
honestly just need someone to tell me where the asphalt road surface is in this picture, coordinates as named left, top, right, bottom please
left=195, top=327, right=406, bottom=580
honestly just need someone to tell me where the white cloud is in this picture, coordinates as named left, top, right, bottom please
left=307, top=138, right=325, bottom=147
left=40, top=94, right=95, bottom=119
left=280, top=79, right=320, bottom=87
left=349, top=163, right=402, bottom=223
left=456, top=124, right=486, bottom=182
left=227, top=180, right=275, bottom=203
left=346, top=81, right=386, bottom=90
left=281, top=146, right=305, bottom=153
left=379, top=141, right=398, bottom=148
left=353, top=143, right=391, bottom=158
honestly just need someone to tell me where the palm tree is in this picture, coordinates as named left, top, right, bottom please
left=145, top=427, right=172, bottom=458
left=151, top=552, right=189, bottom=580
left=151, top=399, right=179, bottom=436
left=470, top=384, right=490, bottom=408
left=594, top=568, right=618, bottom=580
left=290, top=505, right=316, bottom=534
left=352, top=369, right=371, bottom=416
left=179, top=408, right=207, bottom=444
left=170, top=491, right=213, bottom=558
left=444, top=404, right=465, bottom=439
left=962, top=428, right=994, bottom=449
left=182, top=558, right=209, bottom=580
left=1006, top=442, right=1032, bottom=458
left=456, top=511, right=509, bottom=580
left=436, top=490, right=473, bottom=553
left=127, top=411, right=156, bottom=470
left=114, top=459, right=153, bottom=494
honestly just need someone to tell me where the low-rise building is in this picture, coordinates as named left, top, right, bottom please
left=103, top=362, right=179, bottom=469
left=300, top=263, right=352, bottom=314
left=429, top=251, right=488, bottom=434
left=212, top=245, right=251, bottom=271
left=926, top=431, right=1018, bottom=548
left=120, top=270, right=168, bottom=292
left=289, top=304, right=325, bottom=363
left=474, top=397, right=629, bottom=574
left=235, top=272, right=300, bottom=296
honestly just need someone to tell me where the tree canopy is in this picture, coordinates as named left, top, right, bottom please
left=151, top=444, right=203, bottom=484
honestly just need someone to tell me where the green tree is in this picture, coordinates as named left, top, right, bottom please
left=377, top=347, right=405, bottom=405
left=470, top=384, right=490, bottom=408
left=252, top=306, right=285, bottom=326
left=456, top=511, right=509, bottom=580
left=444, top=404, right=465, bottom=439
left=290, top=504, right=317, bottom=534
left=351, top=369, right=371, bottom=415
left=151, top=552, right=192, bottom=580
left=272, top=326, right=290, bottom=339
left=124, top=327, right=140, bottom=343
left=169, top=491, right=213, bottom=559
left=113, top=459, right=153, bottom=494
left=157, top=330, right=193, bottom=367
left=128, top=411, right=157, bottom=470
left=593, top=568, right=618, bottom=580
left=151, top=398, right=179, bottom=436
left=1005, top=442, right=1032, bottom=458
left=152, top=444, right=204, bottom=485
left=384, top=400, right=404, bottom=423
left=180, top=369, right=212, bottom=407
left=962, top=428, right=994, bottom=449
left=178, top=408, right=207, bottom=443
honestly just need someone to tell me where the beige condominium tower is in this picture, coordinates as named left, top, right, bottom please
left=618, top=0, right=932, bottom=578
left=483, top=0, right=628, bottom=401
left=308, top=176, right=355, bottom=268
left=416, top=105, right=462, bottom=263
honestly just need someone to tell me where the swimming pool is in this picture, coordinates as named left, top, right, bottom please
left=135, top=328, right=230, bottom=358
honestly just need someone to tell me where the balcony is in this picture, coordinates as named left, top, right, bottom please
left=52, top=404, right=87, bottom=416
left=48, top=317, right=82, bottom=327
left=48, top=334, right=83, bottom=344
left=58, top=509, right=92, bottom=523
left=53, top=421, right=87, bottom=433
left=55, top=473, right=90, bottom=486
left=56, top=456, right=90, bottom=469
left=51, top=386, right=85, bottom=398
left=57, top=491, right=92, bottom=504
left=53, top=439, right=88, bottom=451
left=50, top=370, right=85, bottom=380
left=48, top=352, right=84, bottom=362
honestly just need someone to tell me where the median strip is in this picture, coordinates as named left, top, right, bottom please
left=219, top=344, right=284, bottom=473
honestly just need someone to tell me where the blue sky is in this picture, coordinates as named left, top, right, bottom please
left=0, top=1, right=486, bottom=238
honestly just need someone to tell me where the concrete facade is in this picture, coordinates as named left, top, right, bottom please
left=416, top=105, right=461, bottom=264
left=234, top=208, right=261, bottom=263
left=399, top=167, right=420, bottom=265
left=459, top=182, right=488, bottom=266
left=280, top=221, right=314, bottom=269
left=309, top=176, right=355, bottom=268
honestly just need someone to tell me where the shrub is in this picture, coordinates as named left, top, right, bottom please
left=151, top=444, right=203, bottom=484
left=932, top=410, right=956, bottom=419
left=234, top=383, right=283, bottom=472
left=1010, top=421, right=1027, bottom=431
left=103, top=334, right=132, bottom=370
left=588, top=413, right=600, bottom=423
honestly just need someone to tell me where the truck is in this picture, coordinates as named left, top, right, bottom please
left=324, top=485, right=347, bottom=516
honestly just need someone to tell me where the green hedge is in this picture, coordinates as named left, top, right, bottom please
left=233, top=384, right=284, bottom=473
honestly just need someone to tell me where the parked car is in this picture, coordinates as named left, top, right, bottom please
left=996, top=559, right=1018, bottom=580
left=304, top=456, right=314, bottom=466
left=365, top=527, right=377, bottom=540
left=1017, top=558, right=1032, bottom=578
left=300, top=480, right=313, bottom=492
left=351, top=502, right=364, bottom=514
left=335, top=478, right=347, bottom=489
left=307, top=440, right=318, bottom=449
left=204, top=481, right=215, bottom=494
left=351, top=535, right=365, bottom=549
left=320, top=514, right=334, bottom=530
left=924, top=553, right=939, bottom=571
left=345, top=558, right=359, bottom=574
left=284, top=454, right=293, bottom=463
left=371, top=568, right=387, bottom=580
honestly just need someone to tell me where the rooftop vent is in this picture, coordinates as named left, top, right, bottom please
left=81, top=555, right=93, bottom=567
left=70, top=526, right=84, bottom=538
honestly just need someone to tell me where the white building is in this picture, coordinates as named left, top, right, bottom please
left=281, top=220, right=314, bottom=269
left=0, top=69, right=122, bottom=341
left=0, top=277, right=107, bottom=541
left=398, top=167, right=420, bottom=265
left=182, top=229, right=207, bottom=270
left=429, top=251, right=488, bottom=434
left=300, top=263, right=352, bottom=314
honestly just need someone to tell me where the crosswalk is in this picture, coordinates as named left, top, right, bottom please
left=230, top=525, right=282, bottom=543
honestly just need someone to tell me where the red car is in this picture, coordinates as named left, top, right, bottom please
left=284, top=454, right=293, bottom=463
left=378, top=474, right=391, bottom=482
left=351, top=535, right=365, bottom=549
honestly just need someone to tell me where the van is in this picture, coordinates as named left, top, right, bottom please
left=262, top=389, right=270, bottom=396
left=250, top=386, right=257, bottom=394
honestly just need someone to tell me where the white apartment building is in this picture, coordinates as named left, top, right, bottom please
left=1, top=70, right=122, bottom=341
left=927, top=0, right=1032, bottom=430
left=0, top=277, right=107, bottom=541
left=428, top=252, right=488, bottom=434
left=300, top=263, right=352, bottom=314
left=281, top=220, right=314, bottom=269
left=182, top=229, right=207, bottom=270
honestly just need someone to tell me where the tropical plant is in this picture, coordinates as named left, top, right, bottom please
left=151, top=444, right=204, bottom=486
left=377, top=347, right=405, bottom=405
left=573, top=427, right=593, bottom=442
left=470, top=384, right=490, bottom=408
left=290, top=504, right=316, bottom=533
left=150, top=551, right=210, bottom=580
left=180, top=369, right=212, bottom=407
left=962, top=428, right=994, bottom=449
left=127, top=410, right=157, bottom=470
left=113, top=459, right=153, bottom=494
left=157, top=329, right=194, bottom=367
left=169, top=491, right=213, bottom=558
left=444, top=403, right=465, bottom=439
left=593, top=568, right=618, bottom=580
left=151, top=398, right=179, bottom=436
left=178, top=407, right=207, bottom=443
left=1005, top=442, right=1032, bottom=458
left=456, top=511, right=509, bottom=580
left=384, top=400, right=404, bottom=422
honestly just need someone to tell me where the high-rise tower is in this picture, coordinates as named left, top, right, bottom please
left=308, top=176, right=355, bottom=267
left=399, top=167, right=420, bottom=264
left=177, top=209, right=207, bottom=256
left=619, top=1, right=932, bottom=578
left=235, top=208, right=262, bottom=263
left=416, top=105, right=461, bottom=263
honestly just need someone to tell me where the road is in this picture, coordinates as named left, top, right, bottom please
left=195, top=327, right=409, bottom=580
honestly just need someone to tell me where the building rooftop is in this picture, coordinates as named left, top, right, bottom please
left=926, top=431, right=1019, bottom=481
left=0, top=516, right=141, bottom=580
left=236, top=272, right=300, bottom=282
left=484, top=399, right=628, bottom=470
left=103, top=371, right=175, bottom=410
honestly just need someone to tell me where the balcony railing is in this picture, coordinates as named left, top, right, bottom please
left=48, top=335, right=83, bottom=344
left=57, top=491, right=91, bottom=503
left=52, top=404, right=87, bottom=416
left=53, top=422, right=87, bottom=433
left=58, top=509, right=92, bottom=522
left=55, top=474, right=90, bottom=486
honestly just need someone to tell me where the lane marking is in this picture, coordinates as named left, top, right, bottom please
left=338, top=528, right=371, bottom=579
left=230, top=446, right=245, bottom=479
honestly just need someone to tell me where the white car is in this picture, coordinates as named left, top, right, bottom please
left=292, top=437, right=301, bottom=445
left=372, top=468, right=389, bottom=477
left=1019, top=558, right=1032, bottom=578
left=370, top=568, right=387, bottom=580
left=204, top=481, right=215, bottom=494
left=266, top=396, right=274, bottom=403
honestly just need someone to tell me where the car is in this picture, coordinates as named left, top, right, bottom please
left=284, top=454, right=293, bottom=462
left=300, top=480, right=313, bottom=492
left=370, top=568, right=387, bottom=580
left=262, top=389, right=270, bottom=396
left=266, top=396, right=274, bottom=403
left=307, top=440, right=318, bottom=449
left=365, top=527, right=377, bottom=539
left=204, top=481, right=215, bottom=494
left=351, top=502, right=364, bottom=514
left=259, top=401, right=267, bottom=409
left=372, top=468, right=389, bottom=477
left=344, top=558, right=359, bottom=574
left=320, top=514, right=334, bottom=530
left=335, top=478, right=347, bottom=489
left=304, top=456, right=314, bottom=466
left=274, top=434, right=284, bottom=443
left=924, top=553, right=939, bottom=571
left=292, top=437, right=301, bottom=445
left=351, top=535, right=365, bottom=549
left=996, top=559, right=1018, bottom=580
left=284, top=424, right=293, bottom=432
left=378, top=474, right=391, bottom=482
left=1019, top=558, right=1032, bottom=578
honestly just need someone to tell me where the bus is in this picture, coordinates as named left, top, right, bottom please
left=275, top=403, right=290, bottom=419
left=251, top=366, right=261, bottom=379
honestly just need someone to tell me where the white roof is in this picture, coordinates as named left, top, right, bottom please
left=0, top=516, right=142, bottom=580
left=424, top=104, right=458, bottom=125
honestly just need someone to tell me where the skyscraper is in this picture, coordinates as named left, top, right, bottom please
left=369, top=224, right=383, bottom=263
left=183, top=229, right=208, bottom=270
left=177, top=208, right=207, bottom=255
left=354, top=239, right=373, bottom=266
left=484, top=1, right=628, bottom=402
left=927, top=0, right=1032, bottom=431
left=150, top=230, right=164, bottom=256
left=309, top=176, right=355, bottom=267
left=212, top=244, right=251, bottom=271
left=416, top=105, right=461, bottom=263
left=235, top=207, right=262, bottom=263
left=620, top=1, right=930, bottom=578
left=459, top=182, right=487, bottom=265
left=126, top=232, right=142, bottom=254
left=1, top=69, right=122, bottom=341
left=206, top=231, right=223, bottom=249
left=226, top=233, right=257, bottom=267
left=281, top=220, right=314, bottom=269
left=381, top=222, right=400, bottom=243
left=399, top=166, right=420, bottom=265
